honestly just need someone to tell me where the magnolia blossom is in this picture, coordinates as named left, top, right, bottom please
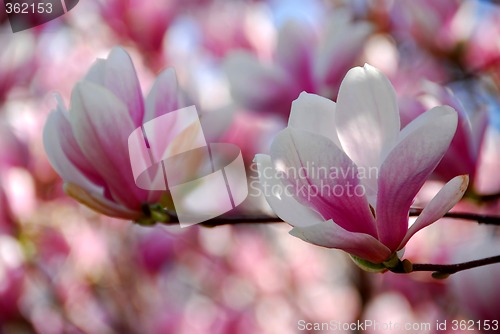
left=43, top=47, right=181, bottom=222
left=255, top=64, right=468, bottom=266
left=225, top=10, right=372, bottom=118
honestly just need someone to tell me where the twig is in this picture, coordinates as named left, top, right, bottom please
left=162, top=209, right=283, bottom=227
left=389, top=256, right=500, bottom=279
left=409, top=208, right=500, bottom=225
left=154, top=208, right=500, bottom=226
left=156, top=208, right=500, bottom=277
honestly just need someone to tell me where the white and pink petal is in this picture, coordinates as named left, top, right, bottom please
left=290, top=220, right=392, bottom=264
left=335, top=64, right=401, bottom=204
left=270, top=128, right=378, bottom=237
left=85, top=47, right=145, bottom=126
left=69, top=81, right=148, bottom=209
left=399, top=175, right=468, bottom=249
left=144, top=68, right=179, bottom=123
left=43, top=98, right=104, bottom=193
left=376, top=105, right=458, bottom=251
left=254, top=154, right=324, bottom=228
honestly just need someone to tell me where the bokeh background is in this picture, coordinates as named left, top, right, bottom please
left=0, top=0, right=500, bottom=333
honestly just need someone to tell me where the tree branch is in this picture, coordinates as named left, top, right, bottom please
left=389, top=256, right=500, bottom=278
left=162, top=209, right=283, bottom=227
left=156, top=208, right=500, bottom=277
left=153, top=207, right=500, bottom=226
left=409, top=208, right=500, bottom=225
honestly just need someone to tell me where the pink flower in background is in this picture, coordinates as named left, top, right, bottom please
left=256, top=64, right=468, bottom=265
left=219, top=110, right=283, bottom=165
left=464, top=4, right=500, bottom=74
left=400, top=82, right=489, bottom=188
left=0, top=32, right=38, bottom=103
left=96, top=0, right=178, bottom=64
left=0, top=236, right=24, bottom=323
left=0, top=121, right=30, bottom=233
left=43, top=47, right=181, bottom=222
left=393, top=0, right=464, bottom=54
left=475, top=127, right=500, bottom=197
left=0, top=120, right=29, bottom=174
left=196, top=1, right=270, bottom=59
left=225, top=10, right=372, bottom=118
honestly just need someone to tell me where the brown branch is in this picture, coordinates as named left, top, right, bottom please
left=157, top=208, right=500, bottom=277
left=153, top=208, right=500, bottom=226
left=389, top=256, right=500, bottom=279
left=161, top=209, right=283, bottom=227
left=409, top=208, right=500, bottom=225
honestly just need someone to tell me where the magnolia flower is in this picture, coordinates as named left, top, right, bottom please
left=43, top=47, right=180, bottom=223
left=255, top=64, right=468, bottom=267
left=225, top=10, right=372, bottom=118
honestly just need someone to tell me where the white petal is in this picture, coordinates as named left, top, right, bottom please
left=336, top=64, right=400, bottom=167
left=288, top=92, right=341, bottom=147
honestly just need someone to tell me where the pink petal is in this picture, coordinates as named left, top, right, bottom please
left=470, top=110, right=489, bottom=161
left=399, top=175, right=469, bottom=249
left=64, top=183, right=140, bottom=220
left=432, top=107, right=480, bottom=181
left=144, top=68, right=179, bottom=123
left=335, top=64, right=400, bottom=203
left=254, top=154, right=324, bottom=228
left=270, top=128, right=378, bottom=237
left=288, top=92, right=341, bottom=147
left=473, top=127, right=500, bottom=195
left=376, top=106, right=458, bottom=251
left=43, top=97, right=104, bottom=193
left=69, top=81, right=148, bottom=209
left=290, top=220, right=391, bottom=263
left=85, top=47, right=144, bottom=126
